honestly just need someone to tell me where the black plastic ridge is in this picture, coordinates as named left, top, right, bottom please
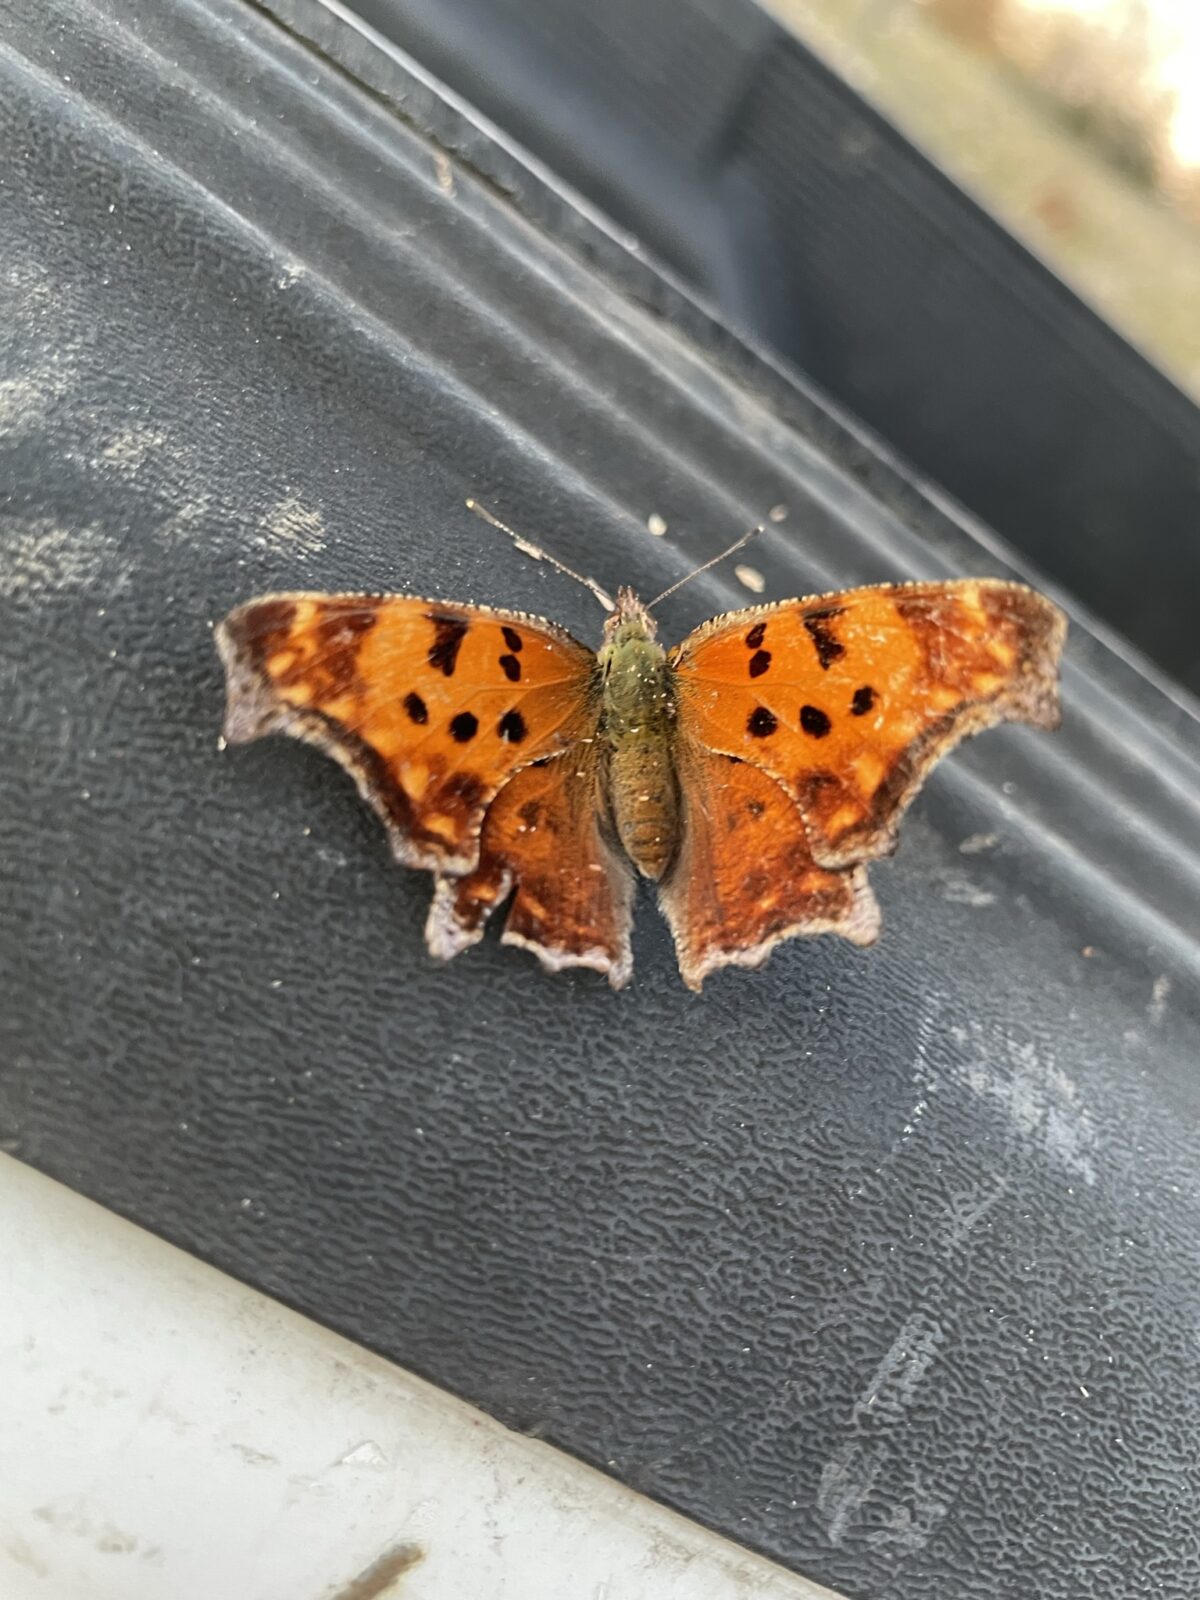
left=328, top=0, right=1200, bottom=697
left=13, top=0, right=1195, bottom=968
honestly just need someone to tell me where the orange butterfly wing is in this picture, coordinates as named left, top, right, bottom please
left=659, top=745, right=880, bottom=991
left=658, top=578, right=1064, bottom=987
left=217, top=593, right=632, bottom=986
left=671, top=579, right=1065, bottom=868
left=427, top=747, right=634, bottom=986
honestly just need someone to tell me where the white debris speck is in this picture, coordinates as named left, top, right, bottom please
left=1148, top=975, right=1171, bottom=1027
left=337, top=1439, right=389, bottom=1469
left=433, top=150, right=456, bottom=195
left=646, top=513, right=668, bottom=537
left=734, top=563, right=766, bottom=593
left=941, top=873, right=996, bottom=908
left=768, top=503, right=788, bottom=523
left=959, top=831, right=999, bottom=855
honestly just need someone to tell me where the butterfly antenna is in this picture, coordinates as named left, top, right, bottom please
left=646, top=524, right=763, bottom=611
left=466, top=499, right=615, bottom=612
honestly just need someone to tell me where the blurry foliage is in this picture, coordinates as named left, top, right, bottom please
left=924, top=0, right=1183, bottom=195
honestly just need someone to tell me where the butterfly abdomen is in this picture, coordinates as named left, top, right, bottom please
left=599, top=624, right=680, bottom=881
left=608, top=741, right=678, bottom=880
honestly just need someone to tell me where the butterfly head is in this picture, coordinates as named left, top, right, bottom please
left=602, top=586, right=658, bottom=647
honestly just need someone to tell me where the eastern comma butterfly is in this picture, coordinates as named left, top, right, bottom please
left=217, top=516, right=1064, bottom=990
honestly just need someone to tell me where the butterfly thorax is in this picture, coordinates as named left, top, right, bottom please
left=597, top=589, right=680, bottom=881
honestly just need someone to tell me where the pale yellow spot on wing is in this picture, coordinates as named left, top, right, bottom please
left=422, top=814, right=458, bottom=842
left=929, top=686, right=963, bottom=711
left=852, top=752, right=885, bottom=793
left=887, top=713, right=922, bottom=745
left=267, top=648, right=298, bottom=675
left=973, top=672, right=1004, bottom=695
left=829, top=802, right=865, bottom=835
left=321, top=695, right=356, bottom=724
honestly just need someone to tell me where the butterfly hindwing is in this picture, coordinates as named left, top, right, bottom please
left=427, top=745, right=635, bottom=987
left=670, top=579, right=1065, bottom=868
left=217, top=593, right=598, bottom=876
left=659, top=743, right=880, bottom=990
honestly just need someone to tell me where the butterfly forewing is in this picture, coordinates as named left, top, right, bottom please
left=670, top=579, right=1065, bottom=868
left=217, top=593, right=598, bottom=876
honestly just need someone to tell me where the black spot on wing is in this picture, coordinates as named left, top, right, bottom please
left=403, top=692, right=428, bottom=725
left=851, top=685, right=876, bottom=716
left=427, top=614, right=469, bottom=676
left=498, top=709, right=527, bottom=743
left=450, top=711, right=479, bottom=743
left=502, top=625, right=524, bottom=653
left=803, top=606, right=846, bottom=670
left=748, top=649, right=771, bottom=678
left=745, top=621, right=767, bottom=650
left=498, top=653, right=522, bottom=682
left=747, top=705, right=777, bottom=738
left=800, top=704, right=832, bottom=738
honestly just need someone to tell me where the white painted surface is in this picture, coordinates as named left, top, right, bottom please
left=0, top=1155, right=843, bottom=1600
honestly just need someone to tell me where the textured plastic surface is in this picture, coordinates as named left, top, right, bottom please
left=1, top=3, right=1198, bottom=1598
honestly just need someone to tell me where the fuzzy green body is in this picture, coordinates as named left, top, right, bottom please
left=597, top=603, right=679, bottom=881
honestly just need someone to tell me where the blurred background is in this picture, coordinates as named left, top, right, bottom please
left=777, top=0, right=1200, bottom=399
left=353, top=0, right=1200, bottom=695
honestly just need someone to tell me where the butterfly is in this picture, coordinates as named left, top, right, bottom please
left=216, top=548, right=1064, bottom=991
